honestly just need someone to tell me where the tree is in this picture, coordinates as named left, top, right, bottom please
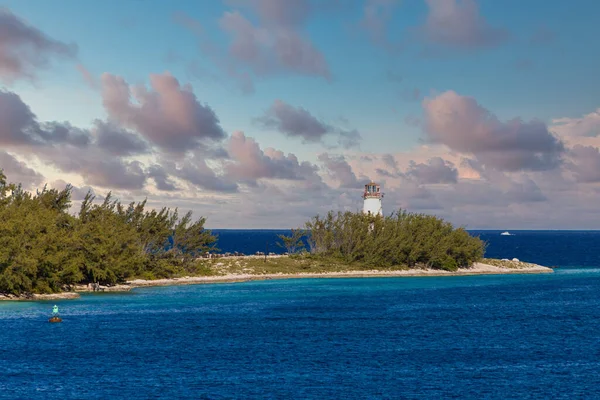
left=0, top=171, right=219, bottom=295
left=277, top=228, right=306, bottom=254
left=302, top=208, right=485, bottom=270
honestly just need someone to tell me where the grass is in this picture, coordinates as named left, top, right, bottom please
left=190, top=255, right=413, bottom=276
left=135, top=256, right=545, bottom=281
left=480, top=258, right=540, bottom=269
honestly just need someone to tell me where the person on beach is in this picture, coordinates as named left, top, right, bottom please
left=52, top=305, right=59, bottom=315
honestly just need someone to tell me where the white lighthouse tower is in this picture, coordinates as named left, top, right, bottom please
left=362, top=181, right=383, bottom=216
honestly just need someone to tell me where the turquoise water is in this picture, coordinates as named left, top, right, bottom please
left=2, top=267, right=600, bottom=399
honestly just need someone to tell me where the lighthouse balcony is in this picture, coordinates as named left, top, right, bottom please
left=363, top=191, right=383, bottom=199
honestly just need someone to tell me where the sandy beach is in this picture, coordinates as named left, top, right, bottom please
left=125, top=261, right=553, bottom=287
left=0, top=260, right=553, bottom=301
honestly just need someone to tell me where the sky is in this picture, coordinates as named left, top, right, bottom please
left=0, top=0, right=599, bottom=229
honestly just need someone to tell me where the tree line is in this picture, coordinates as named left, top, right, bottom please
left=279, top=210, right=486, bottom=271
left=1, top=170, right=486, bottom=296
left=0, top=172, right=217, bottom=296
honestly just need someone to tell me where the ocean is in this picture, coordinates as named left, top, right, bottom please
left=211, top=229, right=600, bottom=268
left=1, top=230, right=600, bottom=399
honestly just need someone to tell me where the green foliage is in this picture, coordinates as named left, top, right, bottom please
left=277, top=228, right=306, bottom=254
left=0, top=171, right=218, bottom=296
left=304, top=209, right=485, bottom=270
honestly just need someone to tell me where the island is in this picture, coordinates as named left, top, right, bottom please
left=0, top=173, right=552, bottom=301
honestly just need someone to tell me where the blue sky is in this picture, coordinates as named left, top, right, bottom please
left=1, top=0, right=600, bottom=228
left=7, top=0, right=599, bottom=152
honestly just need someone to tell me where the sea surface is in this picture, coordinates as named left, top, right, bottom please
left=1, top=230, right=600, bottom=399
left=212, top=229, right=600, bottom=268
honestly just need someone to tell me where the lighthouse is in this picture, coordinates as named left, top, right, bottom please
left=362, top=181, right=383, bottom=216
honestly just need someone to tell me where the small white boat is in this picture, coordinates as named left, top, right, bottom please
left=500, top=231, right=512, bottom=236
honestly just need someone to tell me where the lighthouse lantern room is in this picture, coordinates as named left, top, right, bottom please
left=362, top=181, right=383, bottom=216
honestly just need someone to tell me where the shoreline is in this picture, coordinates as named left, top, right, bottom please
left=0, top=261, right=553, bottom=301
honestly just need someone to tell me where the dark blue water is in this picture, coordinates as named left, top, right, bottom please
left=2, top=231, right=600, bottom=399
left=213, top=229, right=600, bottom=268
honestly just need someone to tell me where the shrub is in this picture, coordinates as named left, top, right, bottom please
left=302, top=209, right=485, bottom=270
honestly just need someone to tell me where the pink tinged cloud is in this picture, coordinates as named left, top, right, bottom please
left=420, top=0, right=508, bottom=49
left=317, top=153, right=367, bottom=189
left=176, top=1, right=330, bottom=92
left=551, top=109, right=600, bottom=137
left=225, top=131, right=319, bottom=184
left=0, top=88, right=157, bottom=191
left=172, top=11, right=204, bottom=35
left=422, top=90, right=565, bottom=171
left=567, top=145, right=600, bottom=183
left=227, top=0, right=314, bottom=28
left=76, top=64, right=97, bottom=89
left=218, top=7, right=330, bottom=79
left=100, top=72, right=226, bottom=154
left=0, top=8, right=77, bottom=83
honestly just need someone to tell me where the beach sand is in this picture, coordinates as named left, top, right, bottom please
left=0, top=260, right=553, bottom=301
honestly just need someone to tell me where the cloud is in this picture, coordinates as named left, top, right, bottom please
left=161, top=153, right=238, bottom=193
left=82, top=160, right=147, bottom=190
left=101, top=72, right=226, bottom=154
left=551, top=109, right=600, bottom=138
left=0, top=90, right=90, bottom=147
left=41, top=145, right=148, bottom=190
left=49, top=179, right=98, bottom=201
left=418, top=0, right=508, bottom=50
left=257, top=100, right=327, bottom=141
left=422, top=90, right=565, bottom=171
left=436, top=175, right=546, bottom=209
left=76, top=64, right=97, bottom=89
left=406, top=157, right=458, bottom=184
left=218, top=10, right=330, bottom=78
left=566, top=145, right=600, bottom=183
left=506, top=176, right=547, bottom=203
left=175, top=2, right=331, bottom=92
left=228, top=0, right=314, bottom=28
left=0, top=88, right=156, bottom=191
left=381, top=153, right=399, bottom=170
left=172, top=11, right=204, bottom=35
left=147, top=164, right=179, bottom=191
left=91, top=120, right=150, bottom=157
left=318, top=153, right=367, bottom=188
left=0, top=150, right=44, bottom=188
left=0, top=7, right=77, bottom=83
left=335, top=129, right=362, bottom=149
left=0, top=90, right=44, bottom=146
left=256, top=99, right=361, bottom=148
left=391, top=179, right=443, bottom=211
left=225, top=131, right=321, bottom=185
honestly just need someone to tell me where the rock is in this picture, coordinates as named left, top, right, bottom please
left=512, top=258, right=519, bottom=262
